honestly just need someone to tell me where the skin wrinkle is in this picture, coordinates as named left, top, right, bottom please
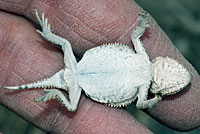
left=28, top=97, right=45, bottom=111
left=28, top=42, right=63, bottom=74
left=167, top=101, right=192, bottom=128
left=109, top=122, right=130, bottom=134
left=24, top=55, right=44, bottom=78
left=3, top=22, right=16, bottom=52
left=160, top=40, right=168, bottom=57
left=0, top=56, right=8, bottom=79
left=58, top=1, right=133, bottom=45
left=74, top=104, right=98, bottom=133
left=80, top=108, right=108, bottom=133
left=0, top=20, right=10, bottom=48
left=16, top=1, right=30, bottom=15
left=162, top=33, right=175, bottom=57
left=164, top=40, right=174, bottom=58
left=148, top=26, right=164, bottom=58
left=50, top=12, right=99, bottom=53
left=18, top=44, right=37, bottom=64
left=78, top=102, right=141, bottom=134
left=73, top=102, right=94, bottom=127
left=35, top=102, right=63, bottom=132
left=50, top=108, right=63, bottom=133
left=52, top=112, right=68, bottom=134
left=40, top=0, right=51, bottom=11
left=36, top=2, right=135, bottom=55
left=2, top=0, right=19, bottom=7
left=34, top=1, right=44, bottom=13
left=90, top=107, right=109, bottom=132
left=116, top=15, right=138, bottom=42
left=45, top=0, right=60, bottom=8
left=0, top=60, right=10, bottom=93
left=52, top=15, right=85, bottom=51
left=17, top=93, right=40, bottom=112
left=91, top=110, right=107, bottom=130
left=0, top=55, right=6, bottom=71
left=109, top=110, right=131, bottom=124
left=111, top=119, right=133, bottom=133
left=6, top=2, right=21, bottom=12
left=62, top=97, right=91, bottom=134
left=156, top=27, right=168, bottom=56
left=7, top=89, right=43, bottom=115
left=74, top=108, right=93, bottom=129
left=15, top=52, right=39, bottom=77
left=11, top=46, right=45, bottom=83
left=10, top=71, right=26, bottom=84
left=100, top=17, right=124, bottom=39
left=107, top=118, right=138, bottom=133
left=148, top=26, right=161, bottom=57
left=58, top=5, right=108, bottom=40
left=30, top=57, right=50, bottom=78
left=26, top=66, right=44, bottom=80
left=25, top=0, right=33, bottom=15
left=56, top=10, right=101, bottom=45
left=61, top=115, right=73, bottom=134
left=65, top=110, right=85, bottom=133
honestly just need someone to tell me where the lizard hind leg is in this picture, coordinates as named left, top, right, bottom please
left=35, top=79, right=82, bottom=112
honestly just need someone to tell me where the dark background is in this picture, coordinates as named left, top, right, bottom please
left=0, top=0, right=200, bottom=133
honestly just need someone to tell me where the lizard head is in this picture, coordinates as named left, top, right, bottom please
left=151, top=57, right=190, bottom=96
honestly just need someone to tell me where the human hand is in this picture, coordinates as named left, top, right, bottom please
left=0, top=0, right=200, bottom=133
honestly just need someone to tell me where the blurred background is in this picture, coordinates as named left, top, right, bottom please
left=0, top=0, right=200, bottom=133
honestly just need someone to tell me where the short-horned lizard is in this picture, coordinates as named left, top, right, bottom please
left=4, top=9, right=190, bottom=111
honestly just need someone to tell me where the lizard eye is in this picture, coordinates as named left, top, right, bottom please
left=151, top=57, right=190, bottom=96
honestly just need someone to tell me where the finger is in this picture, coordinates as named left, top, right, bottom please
left=0, top=0, right=200, bottom=131
left=0, top=11, right=152, bottom=134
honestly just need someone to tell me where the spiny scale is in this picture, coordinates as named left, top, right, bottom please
left=87, top=42, right=135, bottom=53
left=105, top=99, right=134, bottom=108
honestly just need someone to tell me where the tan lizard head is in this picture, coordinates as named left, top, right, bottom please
left=151, top=57, right=190, bottom=96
